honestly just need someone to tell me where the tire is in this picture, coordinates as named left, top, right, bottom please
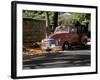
left=82, top=39, right=87, bottom=46
left=81, top=39, right=88, bottom=49
left=62, top=41, right=69, bottom=50
left=81, top=35, right=88, bottom=48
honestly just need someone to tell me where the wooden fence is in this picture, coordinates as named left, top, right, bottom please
left=23, top=18, right=46, bottom=48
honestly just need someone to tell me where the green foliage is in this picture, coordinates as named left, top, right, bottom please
left=23, top=10, right=45, bottom=20
left=23, top=10, right=56, bottom=24
left=58, top=13, right=90, bottom=26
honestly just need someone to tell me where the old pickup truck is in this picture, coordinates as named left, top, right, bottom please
left=41, top=25, right=89, bottom=51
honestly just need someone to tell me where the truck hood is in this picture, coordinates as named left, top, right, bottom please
left=48, top=32, right=69, bottom=38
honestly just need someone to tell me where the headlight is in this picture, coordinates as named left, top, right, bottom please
left=41, top=39, right=44, bottom=43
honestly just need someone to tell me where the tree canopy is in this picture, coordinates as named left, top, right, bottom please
left=23, top=10, right=91, bottom=32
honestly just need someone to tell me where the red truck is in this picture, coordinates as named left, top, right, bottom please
left=41, top=25, right=89, bottom=51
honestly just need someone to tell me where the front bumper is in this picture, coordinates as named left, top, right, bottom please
left=41, top=38, right=62, bottom=51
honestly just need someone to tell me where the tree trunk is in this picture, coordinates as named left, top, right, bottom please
left=45, top=12, right=49, bottom=38
left=52, top=12, right=58, bottom=32
left=45, top=12, right=49, bottom=27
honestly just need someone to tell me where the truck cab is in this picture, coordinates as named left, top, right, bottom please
left=41, top=25, right=89, bottom=51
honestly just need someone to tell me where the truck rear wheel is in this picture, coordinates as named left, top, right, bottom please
left=82, top=39, right=87, bottom=46
left=81, top=35, right=88, bottom=48
left=81, top=39, right=88, bottom=49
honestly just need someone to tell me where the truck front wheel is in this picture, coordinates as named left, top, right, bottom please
left=62, top=42, right=69, bottom=50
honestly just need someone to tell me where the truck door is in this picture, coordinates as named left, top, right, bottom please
left=69, top=27, right=80, bottom=44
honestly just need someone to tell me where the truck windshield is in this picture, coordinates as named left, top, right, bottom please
left=54, top=26, right=77, bottom=33
left=54, top=26, right=69, bottom=33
